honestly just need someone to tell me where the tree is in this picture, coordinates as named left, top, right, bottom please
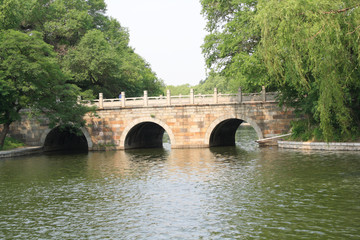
left=119, top=52, right=165, bottom=97
left=165, top=84, right=192, bottom=95
left=21, top=0, right=107, bottom=49
left=201, top=0, right=360, bottom=141
left=0, top=0, right=25, bottom=29
left=63, top=29, right=123, bottom=98
left=0, top=0, right=164, bottom=99
left=0, top=30, right=89, bottom=148
left=200, top=0, right=271, bottom=92
left=256, top=0, right=360, bottom=141
left=63, top=29, right=164, bottom=98
left=195, top=72, right=228, bottom=94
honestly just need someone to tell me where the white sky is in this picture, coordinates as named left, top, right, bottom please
left=104, top=0, right=208, bottom=86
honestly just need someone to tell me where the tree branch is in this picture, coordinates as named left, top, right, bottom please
left=308, top=24, right=325, bottom=40
left=322, top=4, right=360, bottom=14
left=347, top=24, right=360, bottom=35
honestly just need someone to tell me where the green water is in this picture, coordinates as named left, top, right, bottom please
left=1, top=127, right=360, bottom=239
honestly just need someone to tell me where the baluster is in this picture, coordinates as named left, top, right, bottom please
left=167, top=89, right=171, bottom=106
left=121, top=91, right=125, bottom=107
left=190, top=89, right=194, bottom=104
left=262, top=86, right=266, bottom=102
left=144, top=90, right=148, bottom=106
left=238, top=87, right=242, bottom=103
left=99, top=93, right=103, bottom=109
left=214, top=88, right=218, bottom=104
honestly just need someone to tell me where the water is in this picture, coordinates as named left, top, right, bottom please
left=1, top=126, right=360, bottom=239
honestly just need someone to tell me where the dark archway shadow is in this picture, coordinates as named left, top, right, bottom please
left=124, top=122, right=168, bottom=150
left=209, top=118, right=243, bottom=147
left=43, top=126, right=88, bottom=153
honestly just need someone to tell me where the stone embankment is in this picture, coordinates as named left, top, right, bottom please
left=0, top=146, right=43, bottom=158
left=278, top=141, right=360, bottom=151
left=257, top=134, right=360, bottom=151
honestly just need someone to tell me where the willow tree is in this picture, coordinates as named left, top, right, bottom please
left=256, top=0, right=360, bottom=141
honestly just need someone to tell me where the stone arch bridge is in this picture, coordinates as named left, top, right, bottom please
left=7, top=88, right=295, bottom=151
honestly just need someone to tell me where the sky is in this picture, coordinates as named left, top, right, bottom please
left=104, top=0, right=208, bottom=86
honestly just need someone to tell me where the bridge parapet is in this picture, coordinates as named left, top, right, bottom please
left=82, top=87, right=278, bottom=109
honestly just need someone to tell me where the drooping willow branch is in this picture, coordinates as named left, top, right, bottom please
left=322, top=4, right=360, bottom=14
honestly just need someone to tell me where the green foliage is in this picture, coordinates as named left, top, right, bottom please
left=200, top=0, right=273, bottom=92
left=289, top=119, right=359, bottom=142
left=201, top=0, right=360, bottom=142
left=63, top=29, right=123, bottom=97
left=256, top=0, right=360, bottom=141
left=195, top=73, right=228, bottom=94
left=0, top=0, right=163, bottom=99
left=0, top=29, right=90, bottom=147
left=166, top=84, right=192, bottom=95
left=290, top=120, right=322, bottom=141
left=0, top=0, right=164, bottom=147
left=0, top=137, right=24, bottom=151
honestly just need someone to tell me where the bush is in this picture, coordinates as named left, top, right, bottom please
left=0, top=137, right=25, bottom=151
left=290, top=120, right=324, bottom=142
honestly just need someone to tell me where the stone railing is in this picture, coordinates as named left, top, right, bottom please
left=82, top=87, right=278, bottom=109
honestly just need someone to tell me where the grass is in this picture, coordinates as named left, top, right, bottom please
left=0, top=137, right=25, bottom=151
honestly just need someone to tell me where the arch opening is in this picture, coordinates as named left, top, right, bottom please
left=209, top=118, right=243, bottom=147
left=125, top=122, right=168, bottom=150
left=43, top=126, right=88, bottom=152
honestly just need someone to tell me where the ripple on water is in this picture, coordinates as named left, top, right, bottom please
left=1, top=128, right=360, bottom=239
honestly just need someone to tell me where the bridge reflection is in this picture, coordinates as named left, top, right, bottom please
left=85, top=125, right=259, bottom=178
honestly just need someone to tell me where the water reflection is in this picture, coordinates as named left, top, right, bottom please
left=1, top=126, right=360, bottom=239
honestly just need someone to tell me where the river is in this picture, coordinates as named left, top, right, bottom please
left=1, top=126, right=360, bottom=239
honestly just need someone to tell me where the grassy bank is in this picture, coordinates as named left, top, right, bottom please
left=0, top=137, right=25, bottom=151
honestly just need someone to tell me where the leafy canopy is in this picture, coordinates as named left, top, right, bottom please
left=0, top=0, right=164, bottom=98
left=201, top=0, right=271, bottom=92
left=0, top=29, right=89, bottom=147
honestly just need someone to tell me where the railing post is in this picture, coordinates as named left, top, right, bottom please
left=214, top=88, right=218, bottom=104
left=262, top=86, right=266, bottom=102
left=144, top=90, right=148, bottom=106
left=167, top=89, right=171, bottom=106
left=190, top=89, right=194, bottom=104
left=238, top=87, right=242, bottom=103
left=99, top=93, right=103, bottom=109
left=121, top=91, right=125, bottom=107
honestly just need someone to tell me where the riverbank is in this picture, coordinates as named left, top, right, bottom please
left=278, top=141, right=360, bottom=151
left=256, top=133, right=360, bottom=151
left=0, top=146, right=43, bottom=158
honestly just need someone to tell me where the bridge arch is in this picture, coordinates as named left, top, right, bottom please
left=204, top=114, right=263, bottom=147
left=120, top=117, right=176, bottom=149
left=40, top=126, right=93, bottom=150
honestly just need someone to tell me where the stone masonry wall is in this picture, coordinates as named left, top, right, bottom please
left=6, top=116, right=50, bottom=146
left=85, top=102, right=294, bottom=150
left=5, top=102, right=294, bottom=150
